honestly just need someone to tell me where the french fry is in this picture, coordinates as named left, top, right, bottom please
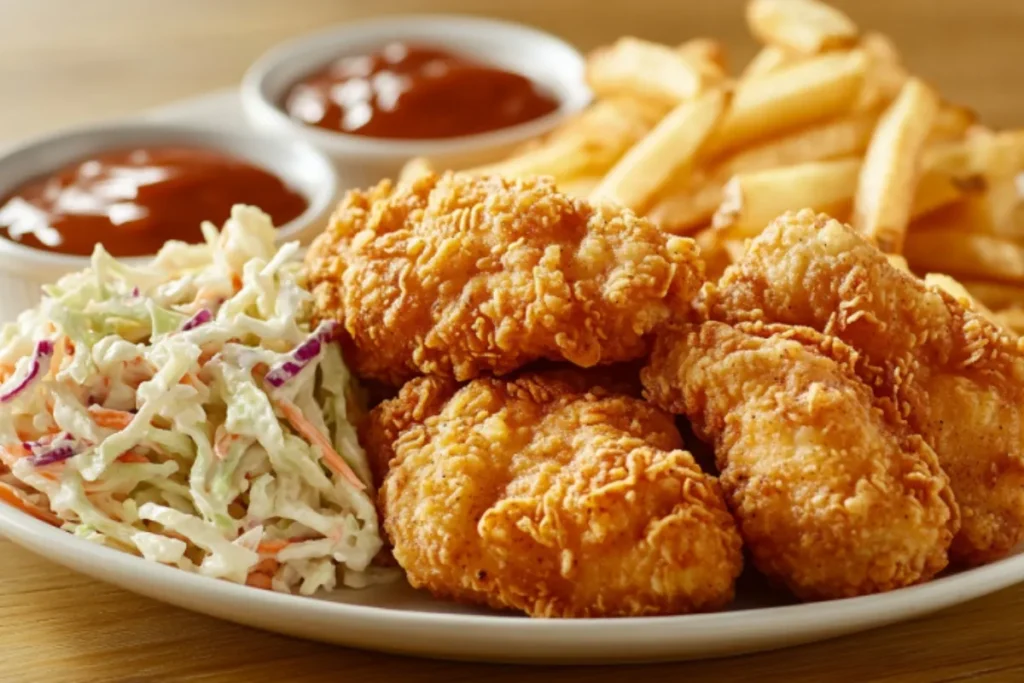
left=912, top=179, right=1022, bottom=239
left=722, top=239, right=747, bottom=262
left=468, top=138, right=596, bottom=182
left=924, top=273, right=1023, bottom=333
left=469, top=98, right=665, bottom=181
left=854, top=32, right=908, bottom=112
left=654, top=114, right=874, bottom=231
left=960, top=280, right=1024, bottom=311
left=713, top=158, right=861, bottom=237
left=993, top=307, right=1024, bottom=335
left=908, top=130, right=1024, bottom=218
left=923, top=130, right=1024, bottom=179
left=591, top=88, right=729, bottom=213
left=741, top=45, right=799, bottom=79
left=712, top=112, right=877, bottom=177
left=904, top=229, right=1024, bottom=283
left=586, top=37, right=712, bottom=105
left=909, top=171, right=982, bottom=219
left=887, top=254, right=911, bottom=272
left=397, top=157, right=434, bottom=185
left=646, top=181, right=724, bottom=234
left=558, top=176, right=602, bottom=199
left=747, top=0, right=859, bottom=54
left=694, top=227, right=736, bottom=280
left=927, top=104, right=978, bottom=143
left=677, top=37, right=730, bottom=77
left=924, top=273, right=994, bottom=315
left=852, top=78, right=939, bottom=253
left=981, top=176, right=1021, bottom=231
left=707, top=49, right=867, bottom=154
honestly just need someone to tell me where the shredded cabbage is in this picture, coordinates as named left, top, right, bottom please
left=0, top=205, right=383, bottom=593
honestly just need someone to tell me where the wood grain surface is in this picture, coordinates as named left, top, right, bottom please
left=2, top=0, right=1024, bottom=681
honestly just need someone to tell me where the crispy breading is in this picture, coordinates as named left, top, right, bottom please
left=642, top=320, right=959, bottom=600
left=359, top=375, right=458, bottom=488
left=374, top=371, right=743, bottom=617
left=702, top=209, right=1024, bottom=565
left=304, top=173, right=704, bottom=385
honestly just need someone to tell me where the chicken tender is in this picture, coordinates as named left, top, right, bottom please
left=373, top=371, right=743, bottom=617
left=642, top=321, right=959, bottom=601
left=358, top=365, right=643, bottom=488
left=304, top=173, right=704, bottom=385
left=703, top=210, right=1024, bottom=565
left=359, top=375, right=458, bottom=488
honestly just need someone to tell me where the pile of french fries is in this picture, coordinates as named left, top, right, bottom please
left=405, top=0, right=1024, bottom=332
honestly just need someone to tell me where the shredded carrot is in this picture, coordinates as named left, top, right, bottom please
left=198, top=343, right=221, bottom=365
left=179, top=373, right=201, bottom=388
left=116, top=451, right=149, bottom=464
left=88, top=406, right=134, bottom=430
left=251, top=363, right=269, bottom=384
left=230, top=272, right=243, bottom=291
left=213, top=430, right=237, bottom=460
left=0, top=363, right=15, bottom=383
left=0, top=482, right=60, bottom=526
left=245, top=572, right=274, bottom=590
left=257, top=539, right=292, bottom=555
left=16, top=426, right=60, bottom=442
left=165, top=530, right=190, bottom=544
left=0, top=444, right=28, bottom=468
left=252, top=557, right=280, bottom=574
left=277, top=399, right=365, bottom=490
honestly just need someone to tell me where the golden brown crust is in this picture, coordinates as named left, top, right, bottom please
left=304, top=172, right=704, bottom=385
left=359, top=375, right=459, bottom=488
left=377, top=371, right=743, bottom=617
left=642, top=320, right=959, bottom=601
left=703, top=209, right=1024, bottom=565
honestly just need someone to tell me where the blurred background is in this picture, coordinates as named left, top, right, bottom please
left=3, top=0, right=1022, bottom=138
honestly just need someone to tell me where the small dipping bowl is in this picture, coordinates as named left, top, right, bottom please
left=0, top=122, right=337, bottom=320
left=241, top=15, right=591, bottom=188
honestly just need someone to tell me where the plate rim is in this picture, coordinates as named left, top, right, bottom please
left=3, top=499, right=1023, bottom=663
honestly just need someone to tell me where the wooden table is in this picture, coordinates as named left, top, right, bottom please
left=2, top=0, right=1024, bottom=680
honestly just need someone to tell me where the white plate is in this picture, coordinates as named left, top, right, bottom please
left=2, top=498, right=1023, bottom=664
left=2, top=90, right=1024, bottom=664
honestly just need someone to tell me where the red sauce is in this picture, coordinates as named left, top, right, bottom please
left=282, top=42, right=560, bottom=139
left=0, top=146, right=308, bottom=257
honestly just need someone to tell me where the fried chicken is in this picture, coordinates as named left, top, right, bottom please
left=369, top=370, right=743, bottom=617
left=359, top=374, right=458, bottom=489
left=642, top=320, right=959, bottom=601
left=702, top=209, right=1024, bottom=566
left=304, top=173, right=704, bottom=385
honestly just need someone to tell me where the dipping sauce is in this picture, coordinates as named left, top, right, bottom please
left=283, top=42, right=560, bottom=139
left=0, top=147, right=308, bottom=257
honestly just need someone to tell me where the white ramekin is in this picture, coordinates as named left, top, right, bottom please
left=0, top=122, right=338, bottom=321
left=241, top=15, right=591, bottom=189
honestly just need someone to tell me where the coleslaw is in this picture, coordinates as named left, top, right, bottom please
left=0, top=205, right=386, bottom=595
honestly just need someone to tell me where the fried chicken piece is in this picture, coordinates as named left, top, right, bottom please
left=359, top=375, right=458, bottom=488
left=359, top=364, right=642, bottom=489
left=703, top=209, right=1024, bottom=566
left=642, top=320, right=959, bottom=601
left=304, top=173, right=704, bottom=385
left=374, top=371, right=743, bottom=617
